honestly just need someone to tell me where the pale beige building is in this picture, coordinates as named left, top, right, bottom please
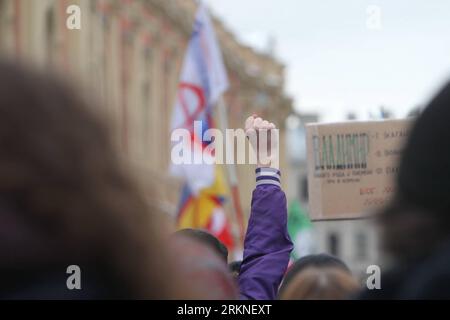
left=0, top=0, right=292, bottom=243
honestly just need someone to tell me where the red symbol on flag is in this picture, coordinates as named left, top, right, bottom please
left=178, top=82, right=206, bottom=130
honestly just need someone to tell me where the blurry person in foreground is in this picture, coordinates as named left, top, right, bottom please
left=278, top=254, right=359, bottom=300
left=359, top=81, right=450, bottom=299
left=0, top=61, right=177, bottom=299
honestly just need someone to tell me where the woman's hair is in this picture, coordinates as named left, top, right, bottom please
left=278, top=267, right=360, bottom=300
left=278, top=253, right=350, bottom=297
left=0, top=61, right=170, bottom=298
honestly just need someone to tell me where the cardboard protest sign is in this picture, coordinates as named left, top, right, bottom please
left=306, top=119, right=411, bottom=220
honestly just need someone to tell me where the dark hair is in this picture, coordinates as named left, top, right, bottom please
left=278, top=254, right=350, bottom=297
left=175, top=229, right=228, bottom=262
left=228, top=260, right=242, bottom=281
left=379, top=190, right=450, bottom=264
left=0, top=61, right=171, bottom=299
left=228, top=260, right=242, bottom=274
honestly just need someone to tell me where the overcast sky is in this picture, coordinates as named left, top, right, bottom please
left=205, top=0, right=450, bottom=122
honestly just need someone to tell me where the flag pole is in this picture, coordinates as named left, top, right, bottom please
left=217, top=96, right=246, bottom=245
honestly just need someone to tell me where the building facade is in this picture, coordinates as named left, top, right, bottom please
left=0, top=0, right=292, bottom=241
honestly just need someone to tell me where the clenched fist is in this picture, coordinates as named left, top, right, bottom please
left=245, top=115, right=279, bottom=169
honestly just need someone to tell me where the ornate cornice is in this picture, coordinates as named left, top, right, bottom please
left=108, top=0, right=291, bottom=110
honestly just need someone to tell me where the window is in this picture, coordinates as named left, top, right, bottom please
left=142, top=48, right=153, bottom=157
left=300, top=176, right=308, bottom=201
left=44, top=6, right=55, bottom=65
left=328, top=233, right=340, bottom=257
left=0, top=1, right=6, bottom=50
left=355, top=232, right=368, bottom=261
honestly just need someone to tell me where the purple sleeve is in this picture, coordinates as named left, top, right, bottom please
left=238, top=168, right=293, bottom=300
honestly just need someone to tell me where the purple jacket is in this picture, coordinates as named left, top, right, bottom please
left=238, top=168, right=294, bottom=300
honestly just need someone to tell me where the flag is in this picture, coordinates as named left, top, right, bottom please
left=170, top=4, right=228, bottom=132
left=288, top=200, right=314, bottom=260
left=177, top=166, right=234, bottom=249
left=170, top=3, right=233, bottom=249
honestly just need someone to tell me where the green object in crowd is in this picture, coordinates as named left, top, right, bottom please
left=288, top=200, right=313, bottom=260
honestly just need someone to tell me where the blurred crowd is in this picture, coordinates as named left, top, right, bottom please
left=2, top=60, right=450, bottom=300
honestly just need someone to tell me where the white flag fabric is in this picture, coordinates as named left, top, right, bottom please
left=169, top=3, right=229, bottom=194
left=170, top=3, right=228, bottom=131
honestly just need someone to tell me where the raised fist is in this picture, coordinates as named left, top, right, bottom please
left=245, top=115, right=279, bottom=169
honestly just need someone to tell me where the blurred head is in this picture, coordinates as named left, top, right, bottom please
left=278, top=254, right=352, bottom=298
left=170, top=235, right=237, bottom=299
left=278, top=267, right=360, bottom=300
left=379, top=81, right=450, bottom=264
left=175, top=228, right=228, bottom=262
left=0, top=61, right=172, bottom=298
